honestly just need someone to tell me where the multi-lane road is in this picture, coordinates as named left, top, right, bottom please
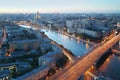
left=112, top=49, right=120, bottom=54
left=49, top=34, right=120, bottom=80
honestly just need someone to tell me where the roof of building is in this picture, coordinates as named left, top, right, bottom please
left=0, top=61, right=30, bottom=68
left=16, top=65, right=49, bottom=80
left=0, top=70, right=10, bottom=78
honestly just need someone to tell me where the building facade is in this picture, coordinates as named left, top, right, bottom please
left=9, top=39, right=40, bottom=50
left=17, top=66, right=49, bottom=80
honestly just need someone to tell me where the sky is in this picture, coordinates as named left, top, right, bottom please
left=0, top=0, right=120, bottom=13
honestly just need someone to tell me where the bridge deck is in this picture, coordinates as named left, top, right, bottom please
left=112, top=49, right=120, bottom=54
left=49, top=34, right=120, bottom=80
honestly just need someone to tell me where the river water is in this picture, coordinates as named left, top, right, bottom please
left=98, top=54, right=120, bottom=80
left=41, top=29, right=93, bottom=57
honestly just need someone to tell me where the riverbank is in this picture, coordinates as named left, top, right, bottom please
left=44, top=28, right=96, bottom=46
left=58, top=30, right=96, bottom=46
left=41, top=31, right=76, bottom=59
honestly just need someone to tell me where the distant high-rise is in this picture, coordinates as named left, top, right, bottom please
left=117, top=22, right=120, bottom=27
left=3, top=27, right=6, bottom=41
left=35, top=12, right=41, bottom=20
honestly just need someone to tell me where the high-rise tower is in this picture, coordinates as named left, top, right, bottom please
left=35, top=12, right=41, bottom=20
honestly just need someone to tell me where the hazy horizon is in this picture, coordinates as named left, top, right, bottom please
left=0, top=0, right=120, bottom=13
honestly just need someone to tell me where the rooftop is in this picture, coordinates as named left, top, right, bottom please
left=16, top=65, right=49, bottom=80
left=0, top=70, right=10, bottom=78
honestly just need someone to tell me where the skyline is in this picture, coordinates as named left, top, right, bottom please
left=0, top=0, right=120, bottom=13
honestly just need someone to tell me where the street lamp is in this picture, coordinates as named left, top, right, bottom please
left=115, top=31, right=118, bottom=34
